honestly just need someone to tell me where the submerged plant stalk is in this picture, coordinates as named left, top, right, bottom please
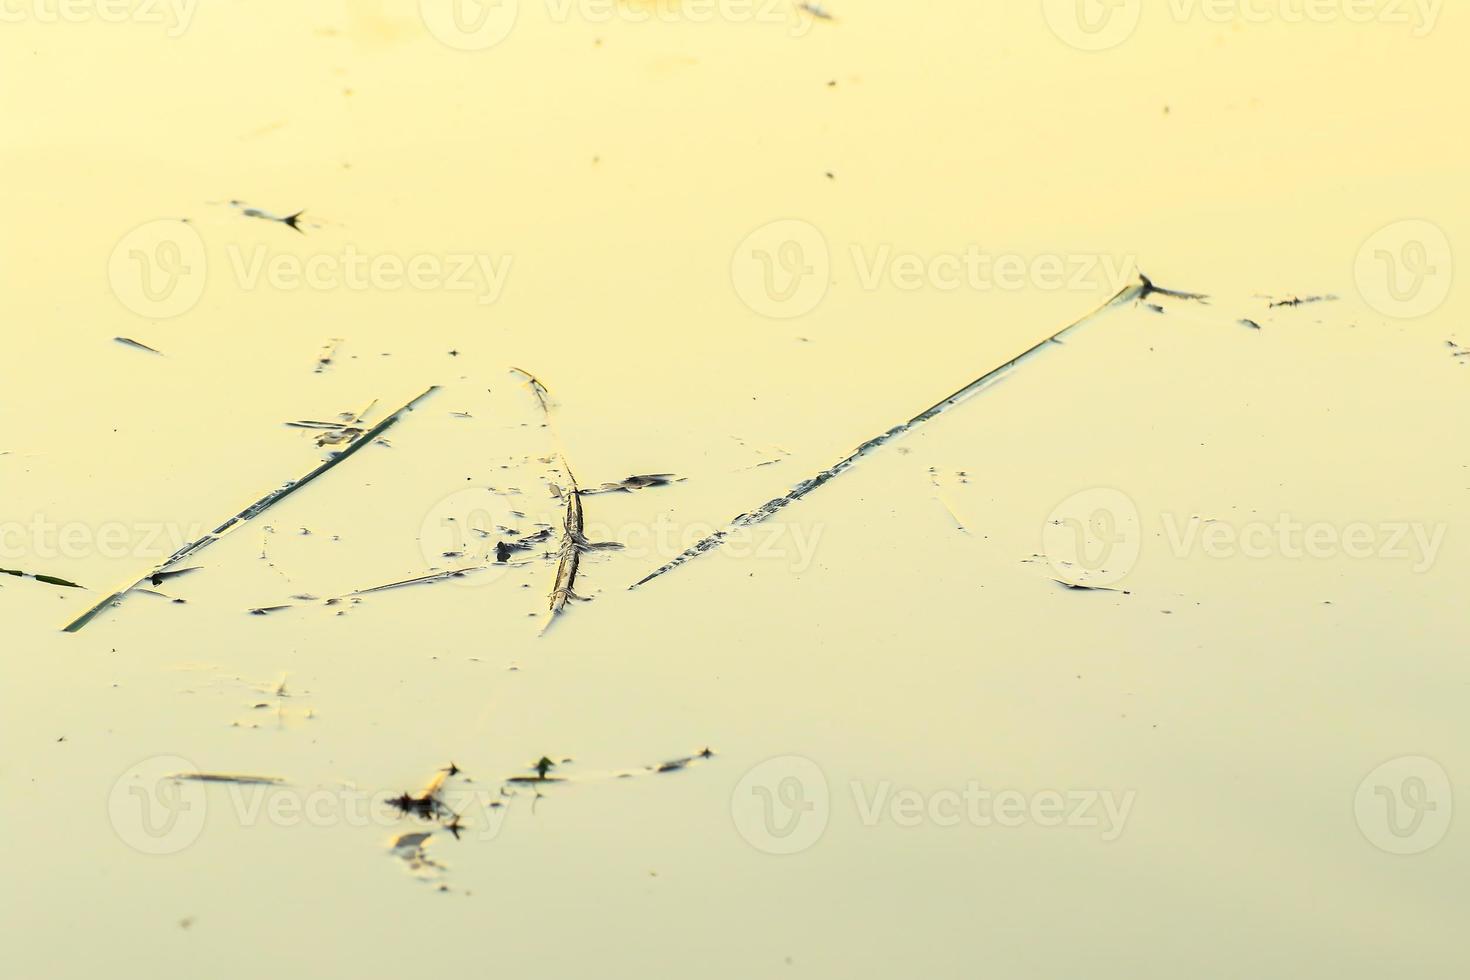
left=61, top=387, right=440, bottom=633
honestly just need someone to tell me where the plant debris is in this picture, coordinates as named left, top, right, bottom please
left=2, top=567, right=85, bottom=589
left=580, top=473, right=682, bottom=494
left=632, top=278, right=1173, bottom=588
left=170, top=772, right=285, bottom=785
left=114, top=336, right=162, bottom=355
left=62, top=387, right=439, bottom=633
left=314, top=338, right=343, bottom=374
left=230, top=199, right=307, bottom=233
left=510, top=368, right=622, bottom=632
left=1267, top=293, right=1337, bottom=308
left=1052, top=579, right=1132, bottom=595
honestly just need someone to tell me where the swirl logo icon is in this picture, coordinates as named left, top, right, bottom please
left=109, top=755, right=208, bottom=855
left=1042, top=0, right=1142, bottom=52
left=1043, top=487, right=1141, bottom=586
left=731, top=755, right=830, bottom=855
left=1354, top=219, right=1453, bottom=319
left=731, top=219, right=830, bottom=319
left=420, top=0, right=519, bottom=51
left=108, top=220, right=208, bottom=318
left=1354, top=756, right=1453, bottom=856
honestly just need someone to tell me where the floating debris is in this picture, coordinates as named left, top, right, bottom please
left=510, top=368, right=622, bottom=632
left=1053, top=579, right=1131, bottom=595
left=149, top=567, right=201, bottom=587
left=388, top=765, right=464, bottom=830
left=352, top=567, right=490, bottom=595
left=114, top=337, right=162, bottom=355
left=170, top=772, right=284, bottom=785
left=314, top=338, right=342, bottom=374
left=798, top=2, right=835, bottom=20
left=1, top=567, right=85, bottom=589
left=1239, top=318, right=1263, bottom=330
left=230, top=200, right=307, bottom=233
left=581, top=474, right=682, bottom=495
left=1139, top=273, right=1210, bottom=305
left=506, top=756, right=564, bottom=784
left=1267, top=293, right=1337, bottom=308
left=632, top=278, right=1173, bottom=588
left=653, top=747, right=715, bottom=773
left=62, top=387, right=439, bottom=632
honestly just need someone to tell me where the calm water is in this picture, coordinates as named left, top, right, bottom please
left=2, top=2, right=1466, bottom=977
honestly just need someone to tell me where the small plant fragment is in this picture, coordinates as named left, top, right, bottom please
left=1052, top=579, right=1131, bottom=595
left=1267, top=294, right=1337, bottom=308
left=654, top=747, right=716, bottom=773
left=1, top=567, right=85, bottom=589
left=229, top=200, right=307, bottom=233
left=114, top=337, right=162, bottom=355
left=314, top=338, right=343, bottom=374
left=580, top=474, right=682, bottom=495
left=506, top=756, right=565, bottom=784
left=170, top=773, right=284, bottom=785
left=61, top=387, right=439, bottom=633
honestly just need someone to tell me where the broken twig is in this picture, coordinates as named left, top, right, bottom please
left=61, top=387, right=439, bottom=632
